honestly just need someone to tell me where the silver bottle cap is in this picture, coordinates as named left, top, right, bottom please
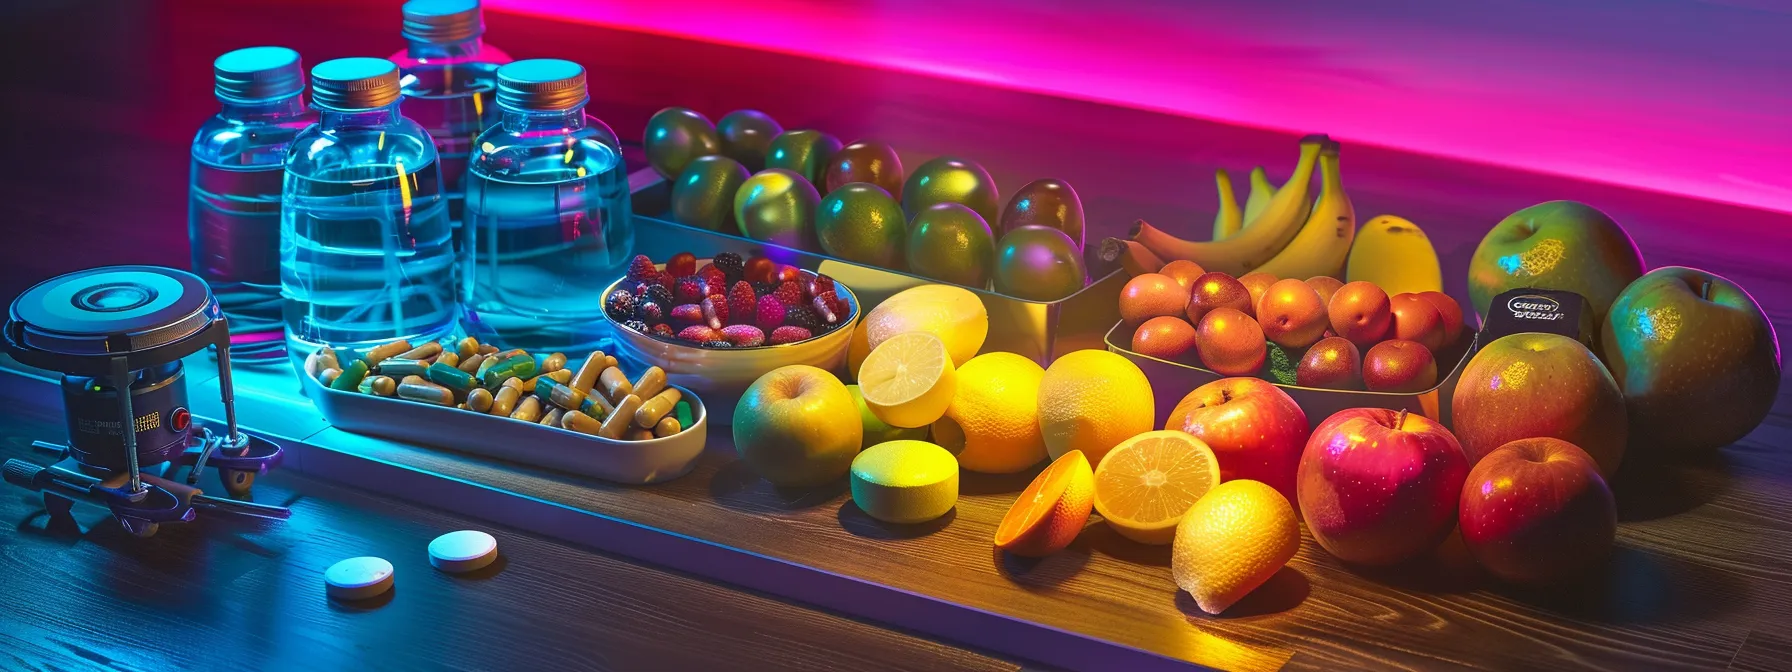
left=495, top=59, right=588, bottom=112
left=310, top=58, right=402, bottom=111
left=213, top=46, right=304, bottom=104
left=402, top=0, right=485, bottom=44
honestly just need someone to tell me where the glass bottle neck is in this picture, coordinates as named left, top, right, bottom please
left=219, top=94, right=308, bottom=121
left=318, top=104, right=404, bottom=129
left=404, top=37, right=488, bottom=61
left=501, top=107, right=587, bottom=133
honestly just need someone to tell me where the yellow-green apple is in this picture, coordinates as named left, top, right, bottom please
left=1298, top=408, right=1470, bottom=565
left=1169, top=377, right=1310, bottom=503
left=1467, top=200, right=1644, bottom=326
left=733, top=365, right=864, bottom=487
left=1459, top=437, right=1616, bottom=585
left=1450, top=333, right=1627, bottom=477
left=1600, top=266, right=1781, bottom=454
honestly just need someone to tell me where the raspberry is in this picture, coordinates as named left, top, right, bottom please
left=637, top=301, right=665, bottom=324
left=657, top=271, right=678, bottom=294
left=727, top=281, right=757, bottom=326
left=623, top=319, right=649, bottom=333
left=674, top=276, right=707, bottom=305
left=666, top=252, right=697, bottom=278
left=755, top=295, right=787, bottom=331
left=642, top=284, right=674, bottom=309
left=812, top=291, right=841, bottom=324
left=697, top=264, right=726, bottom=291
left=678, top=325, right=722, bottom=343
left=604, top=289, right=637, bottom=321
left=625, top=254, right=656, bottom=281
left=701, top=295, right=727, bottom=329
left=670, top=303, right=704, bottom=326
left=774, top=264, right=802, bottom=284
left=783, top=306, right=820, bottom=332
left=773, top=281, right=804, bottom=306
left=650, top=323, right=676, bottom=339
left=808, top=274, right=836, bottom=298
left=769, top=325, right=812, bottom=345
left=713, top=252, right=746, bottom=282
left=744, top=255, right=776, bottom=284
left=721, top=324, right=765, bottom=347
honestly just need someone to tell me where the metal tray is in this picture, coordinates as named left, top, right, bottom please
left=1105, top=320, right=1478, bottom=431
left=300, top=372, right=708, bottom=485
left=629, top=171, right=1124, bottom=363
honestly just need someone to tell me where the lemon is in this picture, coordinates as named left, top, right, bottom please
left=1037, top=350, right=1155, bottom=466
left=859, top=332, right=957, bottom=428
left=850, top=440, right=959, bottom=524
left=849, top=384, right=928, bottom=448
left=847, top=319, right=872, bottom=382
left=864, top=284, right=988, bottom=366
left=1092, top=431, right=1221, bottom=545
left=932, top=353, right=1047, bottom=474
left=1172, top=479, right=1300, bottom=615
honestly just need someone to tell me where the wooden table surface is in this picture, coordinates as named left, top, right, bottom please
left=2, top=1, right=1790, bottom=671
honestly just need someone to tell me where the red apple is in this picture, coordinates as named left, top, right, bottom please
left=1297, top=336, right=1362, bottom=390
left=1298, top=408, right=1470, bottom=566
left=1169, top=377, right=1310, bottom=503
left=1451, top=333, right=1627, bottom=477
left=1390, top=292, right=1446, bottom=352
left=1459, top=437, right=1616, bottom=585
left=1363, top=339, right=1437, bottom=392
left=1328, top=281, right=1392, bottom=348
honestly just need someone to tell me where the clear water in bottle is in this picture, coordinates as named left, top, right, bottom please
left=190, top=46, right=314, bottom=361
left=281, top=58, right=458, bottom=374
left=391, top=0, right=511, bottom=246
left=462, top=59, right=633, bottom=353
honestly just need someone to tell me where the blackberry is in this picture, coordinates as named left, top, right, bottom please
left=702, top=340, right=733, bottom=349
left=642, top=284, right=674, bottom=309
left=783, top=306, right=821, bottom=332
left=623, top=319, right=649, bottom=333
left=751, top=281, right=776, bottom=297
left=713, top=252, right=746, bottom=282
left=638, top=301, right=665, bottom=324
left=604, top=289, right=637, bottom=322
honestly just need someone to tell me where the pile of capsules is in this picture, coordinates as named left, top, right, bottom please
left=307, top=337, right=695, bottom=442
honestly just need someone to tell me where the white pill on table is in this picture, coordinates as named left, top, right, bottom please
left=325, top=556, right=395, bottom=601
left=429, top=530, right=498, bottom=574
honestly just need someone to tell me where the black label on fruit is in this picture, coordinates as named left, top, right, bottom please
left=1482, top=288, right=1595, bottom=347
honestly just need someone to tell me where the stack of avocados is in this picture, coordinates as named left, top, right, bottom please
left=647, top=107, right=1090, bottom=302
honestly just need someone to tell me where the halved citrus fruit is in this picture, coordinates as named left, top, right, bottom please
left=995, top=450, right=1095, bottom=557
left=1093, top=430, right=1221, bottom=545
left=858, top=332, right=957, bottom=428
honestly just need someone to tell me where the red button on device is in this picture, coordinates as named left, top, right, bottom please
left=171, top=407, right=191, bottom=431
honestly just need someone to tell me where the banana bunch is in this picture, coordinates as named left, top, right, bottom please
left=1131, top=135, right=1362, bottom=279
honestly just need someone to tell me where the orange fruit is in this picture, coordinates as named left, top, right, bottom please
left=1092, top=431, right=1221, bottom=545
left=995, top=450, right=1095, bottom=557
left=1130, top=315, right=1197, bottom=361
left=1159, top=260, right=1207, bottom=291
left=1037, top=350, right=1155, bottom=466
left=1118, top=273, right=1190, bottom=327
left=1195, top=308, right=1267, bottom=376
left=1171, top=479, right=1300, bottom=615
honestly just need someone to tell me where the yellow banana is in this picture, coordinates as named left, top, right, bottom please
left=1346, top=215, right=1443, bottom=295
left=1242, top=166, right=1274, bottom=227
left=1254, top=141, right=1355, bottom=279
left=1212, top=169, right=1242, bottom=241
left=1131, top=136, right=1324, bottom=275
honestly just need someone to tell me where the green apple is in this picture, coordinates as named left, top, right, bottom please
left=1600, top=266, right=1781, bottom=454
left=733, top=365, right=863, bottom=487
left=1467, top=201, right=1644, bottom=327
left=1451, top=333, right=1628, bottom=478
left=848, top=384, right=928, bottom=448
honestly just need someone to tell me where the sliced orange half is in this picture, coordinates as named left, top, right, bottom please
left=1093, top=431, right=1221, bottom=545
left=995, top=450, right=1095, bottom=557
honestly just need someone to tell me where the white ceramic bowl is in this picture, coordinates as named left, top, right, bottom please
left=603, top=263, right=859, bottom=425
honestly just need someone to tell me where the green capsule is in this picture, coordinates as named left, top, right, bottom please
left=534, top=377, right=589, bottom=411
left=330, top=360, right=369, bottom=391
left=481, top=356, right=537, bottom=389
left=378, top=358, right=430, bottom=378
left=674, top=400, right=693, bottom=428
left=427, top=362, right=476, bottom=395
